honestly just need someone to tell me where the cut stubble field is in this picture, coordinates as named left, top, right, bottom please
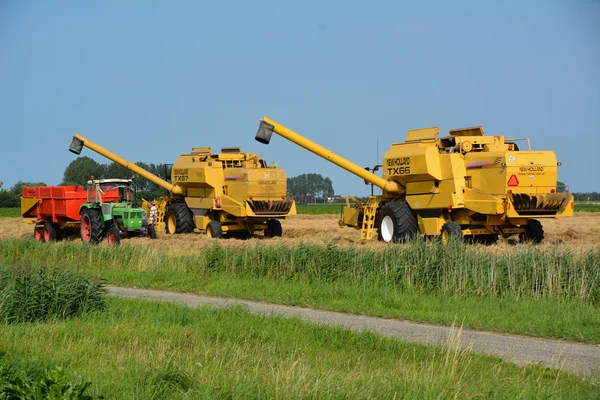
left=2, top=212, right=600, bottom=249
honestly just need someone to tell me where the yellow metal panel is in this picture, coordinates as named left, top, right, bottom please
left=406, top=181, right=438, bottom=195
left=405, top=127, right=440, bottom=142
left=463, top=188, right=504, bottom=215
left=449, top=126, right=485, bottom=136
left=20, top=197, right=40, bottom=218
left=418, top=216, right=445, bottom=236
left=184, top=197, right=214, bottom=210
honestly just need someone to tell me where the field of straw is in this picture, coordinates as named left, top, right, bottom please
left=2, top=213, right=599, bottom=252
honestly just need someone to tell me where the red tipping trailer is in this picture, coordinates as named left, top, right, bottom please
left=21, top=185, right=119, bottom=242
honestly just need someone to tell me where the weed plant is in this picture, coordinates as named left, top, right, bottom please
left=0, top=263, right=106, bottom=323
left=0, top=352, right=99, bottom=399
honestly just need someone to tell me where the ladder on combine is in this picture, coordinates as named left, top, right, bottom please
left=360, top=197, right=380, bottom=240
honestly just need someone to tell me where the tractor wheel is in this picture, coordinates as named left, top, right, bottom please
left=377, top=201, right=417, bottom=243
left=440, top=222, right=463, bottom=243
left=519, top=219, right=544, bottom=244
left=80, top=208, right=103, bottom=244
left=165, top=203, right=194, bottom=234
left=206, top=221, right=223, bottom=238
left=265, top=219, right=282, bottom=238
left=43, top=222, right=58, bottom=242
left=34, top=226, right=43, bottom=242
left=107, top=226, right=121, bottom=246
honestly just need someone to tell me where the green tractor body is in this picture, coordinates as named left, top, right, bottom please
left=79, top=178, right=147, bottom=245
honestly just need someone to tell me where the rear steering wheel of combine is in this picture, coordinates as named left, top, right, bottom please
left=107, top=226, right=121, bottom=246
left=206, top=221, right=223, bottom=239
left=165, top=203, right=195, bottom=234
left=377, top=201, right=417, bottom=243
left=43, top=222, right=58, bottom=242
left=440, top=222, right=463, bottom=244
left=519, top=219, right=544, bottom=244
left=265, top=219, right=282, bottom=238
left=80, top=208, right=103, bottom=244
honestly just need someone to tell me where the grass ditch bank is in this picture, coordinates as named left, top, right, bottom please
left=1, top=239, right=599, bottom=343
left=1, top=297, right=597, bottom=399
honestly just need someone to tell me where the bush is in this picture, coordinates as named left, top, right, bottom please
left=0, top=265, right=106, bottom=323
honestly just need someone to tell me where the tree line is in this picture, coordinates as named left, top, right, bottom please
left=0, top=157, right=170, bottom=207
left=2, top=163, right=599, bottom=207
left=286, top=173, right=335, bottom=203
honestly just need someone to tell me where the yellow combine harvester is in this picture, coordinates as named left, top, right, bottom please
left=256, top=117, right=573, bottom=244
left=69, top=134, right=296, bottom=238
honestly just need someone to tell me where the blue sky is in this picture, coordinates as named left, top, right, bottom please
left=1, top=0, right=598, bottom=196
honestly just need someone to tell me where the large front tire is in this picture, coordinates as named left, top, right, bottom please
left=165, top=203, right=194, bottom=234
left=377, top=201, right=417, bottom=243
left=81, top=208, right=103, bottom=244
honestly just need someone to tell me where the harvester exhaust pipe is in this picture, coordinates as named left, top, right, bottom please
left=68, top=136, right=84, bottom=155
left=256, top=117, right=402, bottom=195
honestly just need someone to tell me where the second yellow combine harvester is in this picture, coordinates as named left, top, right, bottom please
left=256, top=117, right=574, bottom=244
left=68, top=134, right=295, bottom=238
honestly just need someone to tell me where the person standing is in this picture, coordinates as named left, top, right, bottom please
left=147, top=201, right=158, bottom=239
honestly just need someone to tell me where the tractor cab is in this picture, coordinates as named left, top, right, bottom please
left=86, top=178, right=135, bottom=204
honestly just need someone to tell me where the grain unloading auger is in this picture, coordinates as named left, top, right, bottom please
left=69, top=134, right=296, bottom=238
left=256, top=117, right=574, bottom=244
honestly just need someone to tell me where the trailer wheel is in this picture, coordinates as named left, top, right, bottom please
left=206, top=221, right=223, bottom=238
left=440, top=222, right=463, bottom=243
left=377, top=201, right=417, bottom=243
left=34, top=226, right=43, bottom=242
left=165, top=203, right=194, bottom=234
left=107, top=226, right=121, bottom=246
left=81, top=208, right=103, bottom=244
left=43, top=222, right=58, bottom=242
left=519, top=219, right=544, bottom=244
left=265, top=219, right=282, bottom=238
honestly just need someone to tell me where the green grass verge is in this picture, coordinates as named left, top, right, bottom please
left=575, top=202, right=600, bottom=213
left=1, top=239, right=599, bottom=343
left=0, top=297, right=596, bottom=399
left=296, top=203, right=342, bottom=214
left=0, top=208, right=19, bottom=218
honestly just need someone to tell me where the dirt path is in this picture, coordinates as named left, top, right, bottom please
left=107, top=286, right=600, bottom=379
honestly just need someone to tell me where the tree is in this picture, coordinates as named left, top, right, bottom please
left=556, top=181, right=567, bottom=193
left=62, top=157, right=106, bottom=186
left=0, top=181, right=46, bottom=207
left=287, top=173, right=334, bottom=203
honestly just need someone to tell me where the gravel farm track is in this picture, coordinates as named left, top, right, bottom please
left=2, top=213, right=599, bottom=378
